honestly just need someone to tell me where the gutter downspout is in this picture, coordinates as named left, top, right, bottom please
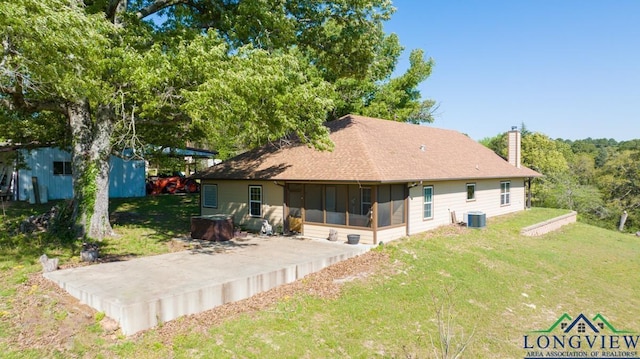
left=372, top=186, right=377, bottom=245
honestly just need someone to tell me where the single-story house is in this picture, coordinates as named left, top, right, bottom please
left=0, top=147, right=146, bottom=201
left=192, top=115, right=541, bottom=244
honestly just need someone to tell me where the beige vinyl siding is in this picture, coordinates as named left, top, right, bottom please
left=377, top=226, right=407, bottom=244
left=200, top=180, right=284, bottom=232
left=301, top=224, right=374, bottom=244
left=407, top=184, right=450, bottom=234
left=408, top=179, right=526, bottom=235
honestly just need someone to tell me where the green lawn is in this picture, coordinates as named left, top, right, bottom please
left=1, top=200, right=639, bottom=358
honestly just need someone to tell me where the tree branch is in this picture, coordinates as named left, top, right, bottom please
left=105, top=0, right=126, bottom=24
left=136, top=0, right=189, bottom=19
left=0, top=84, right=66, bottom=114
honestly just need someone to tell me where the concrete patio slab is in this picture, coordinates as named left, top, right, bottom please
left=43, top=236, right=371, bottom=335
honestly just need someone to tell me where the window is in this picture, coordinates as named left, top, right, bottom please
left=466, top=183, right=475, bottom=201
left=423, top=186, right=433, bottom=219
left=500, top=181, right=510, bottom=205
left=202, top=184, right=218, bottom=208
left=577, top=323, right=586, bottom=333
left=249, top=185, right=262, bottom=217
left=53, top=161, right=72, bottom=175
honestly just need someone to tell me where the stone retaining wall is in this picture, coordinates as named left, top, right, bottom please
left=520, top=211, right=577, bottom=236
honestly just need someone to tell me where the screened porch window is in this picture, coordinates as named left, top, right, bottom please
left=305, top=184, right=323, bottom=223
left=306, top=184, right=361, bottom=226
left=326, top=185, right=347, bottom=225
left=299, top=184, right=405, bottom=228
left=348, top=185, right=371, bottom=227
left=377, top=184, right=405, bottom=227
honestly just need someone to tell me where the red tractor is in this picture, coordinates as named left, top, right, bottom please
left=146, top=173, right=199, bottom=195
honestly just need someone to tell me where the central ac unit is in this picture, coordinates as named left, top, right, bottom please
left=467, top=211, right=486, bottom=228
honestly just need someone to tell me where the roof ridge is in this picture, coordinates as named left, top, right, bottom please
left=350, top=117, right=385, bottom=180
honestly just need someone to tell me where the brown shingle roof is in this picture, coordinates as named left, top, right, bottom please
left=194, top=115, right=541, bottom=182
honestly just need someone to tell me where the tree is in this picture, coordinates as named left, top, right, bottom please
left=1, top=0, right=115, bottom=239
left=1, top=0, right=434, bottom=240
left=522, top=132, right=570, bottom=175
left=596, top=150, right=640, bottom=232
left=519, top=132, right=570, bottom=207
left=569, top=153, right=596, bottom=185
left=479, top=133, right=507, bottom=159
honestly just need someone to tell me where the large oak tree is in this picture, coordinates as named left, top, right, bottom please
left=1, top=0, right=435, bottom=240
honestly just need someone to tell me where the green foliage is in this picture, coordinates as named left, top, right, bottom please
left=522, top=132, right=569, bottom=175
left=534, top=171, right=603, bottom=216
left=619, top=139, right=640, bottom=151
left=115, top=0, right=433, bottom=155
left=47, top=201, right=78, bottom=243
left=569, top=153, right=596, bottom=185
left=479, top=133, right=507, bottom=158
left=180, top=42, right=335, bottom=154
left=95, top=312, right=106, bottom=322
left=359, top=49, right=436, bottom=123
left=595, top=150, right=640, bottom=231
left=78, top=161, right=99, bottom=228
left=0, top=0, right=114, bottom=103
left=0, top=110, right=69, bottom=148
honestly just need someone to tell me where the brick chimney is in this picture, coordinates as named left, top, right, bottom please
left=507, top=127, right=521, bottom=168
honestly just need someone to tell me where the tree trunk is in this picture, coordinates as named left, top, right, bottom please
left=67, top=100, right=114, bottom=240
left=619, top=210, right=628, bottom=232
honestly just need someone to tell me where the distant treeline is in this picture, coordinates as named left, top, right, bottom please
left=481, top=128, right=640, bottom=233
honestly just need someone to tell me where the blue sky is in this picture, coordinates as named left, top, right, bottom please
left=383, top=0, right=640, bottom=141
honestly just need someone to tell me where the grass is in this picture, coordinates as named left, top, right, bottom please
left=0, top=195, right=199, bottom=359
left=1, top=199, right=639, bottom=358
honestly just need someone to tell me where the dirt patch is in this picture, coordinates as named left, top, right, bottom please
left=3, top=246, right=391, bottom=354
left=6, top=273, right=98, bottom=352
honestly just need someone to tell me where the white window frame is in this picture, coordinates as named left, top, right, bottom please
left=500, top=181, right=511, bottom=206
left=249, top=185, right=263, bottom=217
left=466, top=183, right=476, bottom=201
left=202, top=184, right=218, bottom=208
left=423, top=186, right=434, bottom=219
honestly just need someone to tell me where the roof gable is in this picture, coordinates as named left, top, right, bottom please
left=194, top=115, right=541, bottom=181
